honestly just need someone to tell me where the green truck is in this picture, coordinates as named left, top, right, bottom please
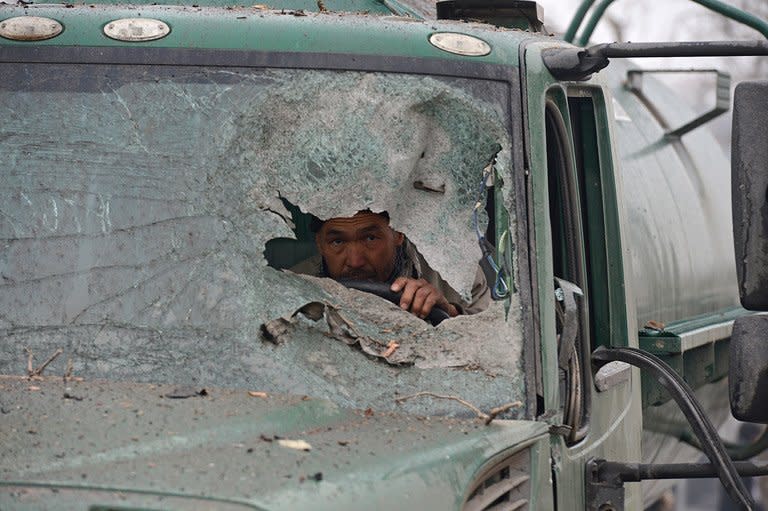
left=1, top=0, right=768, bottom=509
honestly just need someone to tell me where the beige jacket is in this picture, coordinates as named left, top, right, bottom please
left=289, top=240, right=491, bottom=315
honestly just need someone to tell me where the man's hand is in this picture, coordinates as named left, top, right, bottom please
left=390, top=277, right=459, bottom=319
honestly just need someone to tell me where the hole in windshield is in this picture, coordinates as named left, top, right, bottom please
left=264, top=199, right=494, bottom=321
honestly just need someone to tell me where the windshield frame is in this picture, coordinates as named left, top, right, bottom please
left=0, top=45, right=536, bottom=418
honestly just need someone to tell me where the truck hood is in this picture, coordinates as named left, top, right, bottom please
left=0, top=377, right=547, bottom=510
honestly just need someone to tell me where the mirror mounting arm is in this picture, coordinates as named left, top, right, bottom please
left=543, top=40, right=768, bottom=81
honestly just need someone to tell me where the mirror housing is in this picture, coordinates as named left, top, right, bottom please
left=732, top=80, right=768, bottom=310
left=729, top=315, right=768, bottom=423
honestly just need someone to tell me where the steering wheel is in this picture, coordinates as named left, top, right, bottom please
left=337, top=280, right=451, bottom=326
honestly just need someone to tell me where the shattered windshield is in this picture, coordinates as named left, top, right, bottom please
left=0, top=63, right=526, bottom=417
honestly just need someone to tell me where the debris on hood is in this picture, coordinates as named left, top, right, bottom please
left=395, top=391, right=522, bottom=425
left=25, top=347, right=63, bottom=379
left=164, top=387, right=209, bottom=399
left=62, top=389, right=84, bottom=401
left=381, top=341, right=399, bottom=358
left=277, top=439, right=312, bottom=451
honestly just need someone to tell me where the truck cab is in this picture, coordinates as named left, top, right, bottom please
left=1, top=1, right=766, bottom=509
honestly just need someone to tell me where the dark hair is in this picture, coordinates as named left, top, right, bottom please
left=310, top=210, right=390, bottom=233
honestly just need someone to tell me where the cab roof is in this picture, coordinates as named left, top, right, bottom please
left=0, top=0, right=547, bottom=66
left=8, top=0, right=425, bottom=15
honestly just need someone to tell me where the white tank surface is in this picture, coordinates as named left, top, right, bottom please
left=606, top=60, right=739, bottom=329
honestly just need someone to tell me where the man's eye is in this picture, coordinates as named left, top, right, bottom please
left=329, top=240, right=344, bottom=247
left=366, top=235, right=378, bottom=242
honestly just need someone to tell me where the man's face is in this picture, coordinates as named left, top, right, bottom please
left=316, top=211, right=404, bottom=281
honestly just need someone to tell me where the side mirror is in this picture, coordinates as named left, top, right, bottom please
left=732, top=80, right=768, bottom=310
left=730, top=82, right=768, bottom=424
left=729, top=315, right=768, bottom=423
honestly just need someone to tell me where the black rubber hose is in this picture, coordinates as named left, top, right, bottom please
left=675, top=423, right=768, bottom=461
left=592, top=346, right=754, bottom=510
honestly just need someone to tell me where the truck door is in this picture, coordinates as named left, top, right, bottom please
left=524, top=45, right=643, bottom=510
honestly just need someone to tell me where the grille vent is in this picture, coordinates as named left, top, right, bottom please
left=463, top=448, right=531, bottom=511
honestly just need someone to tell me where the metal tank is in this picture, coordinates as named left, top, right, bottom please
left=607, top=60, right=741, bottom=505
left=607, top=61, right=739, bottom=327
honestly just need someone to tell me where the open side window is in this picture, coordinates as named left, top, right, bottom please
left=545, top=98, right=591, bottom=444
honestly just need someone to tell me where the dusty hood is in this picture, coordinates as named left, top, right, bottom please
left=0, top=377, right=547, bottom=510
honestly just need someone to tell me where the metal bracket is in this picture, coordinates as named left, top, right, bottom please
left=585, top=457, right=768, bottom=510
left=585, top=458, right=625, bottom=511
left=554, top=277, right=583, bottom=370
left=542, top=40, right=768, bottom=82
left=626, top=69, right=730, bottom=139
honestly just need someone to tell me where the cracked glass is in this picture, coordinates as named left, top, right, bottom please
left=0, top=63, right=526, bottom=417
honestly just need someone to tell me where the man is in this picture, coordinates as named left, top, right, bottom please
left=290, top=210, right=490, bottom=319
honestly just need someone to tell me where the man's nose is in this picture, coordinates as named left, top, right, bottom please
left=345, top=242, right=367, bottom=268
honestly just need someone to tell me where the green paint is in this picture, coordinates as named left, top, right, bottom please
left=2, top=0, right=417, bottom=15
left=0, top=0, right=759, bottom=508
left=569, top=95, right=610, bottom=349
left=563, top=0, right=595, bottom=43
left=589, top=87, right=631, bottom=350
left=656, top=307, right=750, bottom=337
left=690, top=0, right=768, bottom=39
left=638, top=308, right=749, bottom=406
left=575, top=0, right=614, bottom=46
left=0, top=379, right=549, bottom=510
left=0, top=5, right=522, bottom=65
left=568, top=0, right=768, bottom=47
